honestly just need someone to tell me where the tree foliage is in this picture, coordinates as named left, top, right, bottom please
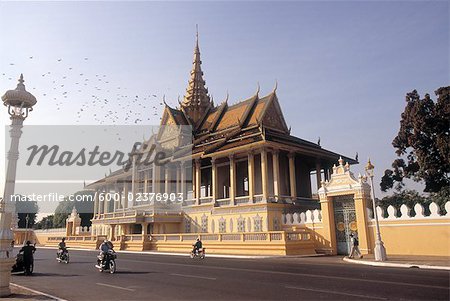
left=15, top=196, right=39, bottom=228
left=381, top=86, right=450, bottom=193
left=379, top=186, right=449, bottom=215
left=34, top=215, right=55, bottom=229
left=53, top=189, right=95, bottom=228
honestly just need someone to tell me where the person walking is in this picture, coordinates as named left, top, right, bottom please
left=349, top=233, right=363, bottom=259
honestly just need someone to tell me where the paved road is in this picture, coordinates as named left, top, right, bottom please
left=11, top=248, right=450, bottom=301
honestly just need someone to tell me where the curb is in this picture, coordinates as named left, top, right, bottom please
left=36, top=246, right=278, bottom=259
left=10, top=283, right=68, bottom=301
left=342, top=257, right=450, bottom=271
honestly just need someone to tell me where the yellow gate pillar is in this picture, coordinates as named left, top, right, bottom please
left=318, top=158, right=372, bottom=255
left=353, top=189, right=371, bottom=254
left=317, top=194, right=337, bottom=255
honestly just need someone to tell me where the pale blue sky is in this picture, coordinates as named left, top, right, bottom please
left=0, top=1, right=448, bottom=200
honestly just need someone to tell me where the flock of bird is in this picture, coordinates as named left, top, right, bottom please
left=2, top=56, right=166, bottom=125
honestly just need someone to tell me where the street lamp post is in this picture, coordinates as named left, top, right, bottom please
left=25, top=214, right=30, bottom=243
left=365, top=159, right=387, bottom=262
left=0, top=74, right=37, bottom=296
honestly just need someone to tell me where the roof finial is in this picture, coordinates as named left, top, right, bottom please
left=196, top=24, right=199, bottom=45
left=180, top=24, right=212, bottom=124
left=16, top=73, right=26, bottom=91
left=255, top=82, right=260, bottom=96
left=163, top=94, right=167, bottom=106
left=225, top=90, right=229, bottom=103
left=273, top=80, right=278, bottom=93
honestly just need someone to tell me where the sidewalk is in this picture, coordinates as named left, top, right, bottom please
left=343, top=254, right=450, bottom=271
left=4, top=283, right=65, bottom=301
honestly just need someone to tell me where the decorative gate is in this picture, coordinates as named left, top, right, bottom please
left=333, top=195, right=357, bottom=255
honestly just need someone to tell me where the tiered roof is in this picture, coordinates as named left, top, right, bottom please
left=159, top=33, right=356, bottom=164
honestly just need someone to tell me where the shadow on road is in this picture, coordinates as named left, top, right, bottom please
left=113, top=271, right=157, bottom=275
left=14, top=272, right=82, bottom=277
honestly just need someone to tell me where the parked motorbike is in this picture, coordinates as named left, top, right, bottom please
left=56, top=249, right=70, bottom=264
left=190, top=248, right=206, bottom=259
left=11, top=253, right=33, bottom=275
left=95, top=249, right=117, bottom=273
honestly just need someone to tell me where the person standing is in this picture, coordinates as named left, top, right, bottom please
left=349, top=233, right=363, bottom=259
left=19, top=241, right=36, bottom=275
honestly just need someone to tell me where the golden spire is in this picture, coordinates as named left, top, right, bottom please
left=181, top=26, right=212, bottom=125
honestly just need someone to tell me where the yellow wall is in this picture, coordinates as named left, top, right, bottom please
left=367, top=219, right=450, bottom=256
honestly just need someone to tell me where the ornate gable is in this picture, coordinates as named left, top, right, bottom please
left=158, top=106, right=182, bottom=150
left=318, top=157, right=370, bottom=198
left=259, top=93, right=289, bottom=134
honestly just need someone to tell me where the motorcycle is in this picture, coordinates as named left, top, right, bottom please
left=95, top=249, right=117, bottom=273
left=56, top=248, right=70, bottom=264
left=11, top=253, right=33, bottom=275
left=190, top=248, right=206, bottom=259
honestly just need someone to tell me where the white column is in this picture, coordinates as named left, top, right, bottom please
left=248, top=153, right=254, bottom=202
left=288, top=152, right=297, bottom=200
left=116, top=184, right=122, bottom=210
left=176, top=163, right=181, bottom=194
left=164, top=165, right=170, bottom=194
left=272, top=150, right=280, bottom=201
left=122, top=182, right=128, bottom=209
left=261, top=149, right=268, bottom=202
left=316, top=161, right=322, bottom=190
left=195, top=159, right=201, bottom=204
left=211, top=158, right=218, bottom=202
left=229, top=155, right=236, bottom=205
left=93, top=189, right=99, bottom=218
left=152, top=163, right=159, bottom=193
left=180, top=162, right=186, bottom=201
left=103, top=185, right=109, bottom=213
left=131, top=156, right=136, bottom=205
left=113, top=183, right=118, bottom=211
left=144, top=171, right=148, bottom=194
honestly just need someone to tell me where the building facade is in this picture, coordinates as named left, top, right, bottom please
left=86, top=35, right=357, bottom=253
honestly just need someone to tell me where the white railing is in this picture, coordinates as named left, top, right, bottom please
left=148, top=231, right=310, bottom=243
left=368, top=201, right=450, bottom=221
left=122, top=234, right=144, bottom=242
left=199, top=196, right=213, bottom=204
left=254, top=195, right=264, bottom=203
left=33, top=227, right=66, bottom=233
left=48, top=235, right=98, bottom=242
left=283, top=209, right=322, bottom=225
left=216, top=198, right=231, bottom=206
left=235, top=196, right=250, bottom=205
left=183, top=199, right=196, bottom=206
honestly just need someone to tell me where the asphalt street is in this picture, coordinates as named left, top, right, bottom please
left=10, top=248, right=450, bottom=301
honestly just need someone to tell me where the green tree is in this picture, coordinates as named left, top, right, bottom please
left=53, top=189, right=95, bottom=228
left=15, top=196, right=39, bottom=228
left=428, top=186, right=449, bottom=214
left=34, top=215, right=55, bottom=229
left=380, top=87, right=449, bottom=193
left=378, top=190, right=427, bottom=217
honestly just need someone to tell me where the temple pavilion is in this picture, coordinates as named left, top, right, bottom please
left=88, top=33, right=357, bottom=245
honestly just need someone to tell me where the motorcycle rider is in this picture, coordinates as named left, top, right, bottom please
left=19, top=241, right=36, bottom=276
left=97, top=239, right=114, bottom=268
left=192, top=238, right=202, bottom=255
left=58, top=238, right=67, bottom=258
